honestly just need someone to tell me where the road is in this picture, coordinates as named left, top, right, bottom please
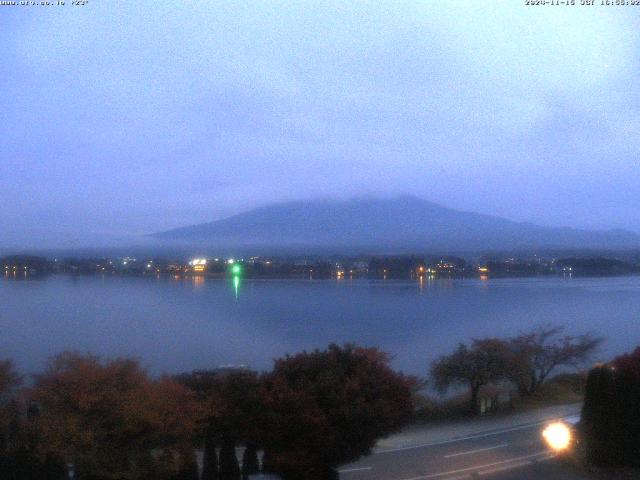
left=339, top=413, right=588, bottom=480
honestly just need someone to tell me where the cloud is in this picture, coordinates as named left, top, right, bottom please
left=1, top=2, right=639, bottom=246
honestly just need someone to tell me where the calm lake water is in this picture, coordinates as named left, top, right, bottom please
left=1, top=274, right=639, bottom=376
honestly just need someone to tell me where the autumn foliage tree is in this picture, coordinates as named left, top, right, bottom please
left=29, top=352, right=202, bottom=480
left=0, top=360, right=21, bottom=401
left=0, top=360, right=22, bottom=473
left=177, top=369, right=264, bottom=480
left=0, top=361, right=58, bottom=480
left=207, top=371, right=264, bottom=453
left=241, top=444, right=259, bottom=479
left=0, top=359, right=21, bottom=435
left=507, top=325, right=602, bottom=397
left=431, top=339, right=510, bottom=415
left=200, top=434, right=218, bottom=480
left=260, top=344, right=415, bottom=480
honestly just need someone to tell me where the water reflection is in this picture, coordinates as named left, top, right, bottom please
left=4, top=270, right=41, bottom=281
left=192, top=275, right=205, bottom=288
left=233, top=275, right=240, bottom=300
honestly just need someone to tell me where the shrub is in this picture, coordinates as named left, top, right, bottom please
left=218, top=440, right=240, bottom=480
left=582, top=348, right=640, bottom=467
left=241, top=444, right=259, bottom=479
left=28, top=352, right=202, bottom=479
left=414, top=393, right=475, bottom=422
left=201, top=434, right=218, bottom=480
left=261, top=344, right=415, bottom=479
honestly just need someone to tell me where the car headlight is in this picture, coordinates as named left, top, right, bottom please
left=542, top=421, right=572, bottom=451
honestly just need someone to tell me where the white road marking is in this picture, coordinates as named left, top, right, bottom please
left=476, top=460, right=531, bottom=475
left=396, top=450, right=551, bottom=480
left=339, top=466, right=373, bottom=473
left=443, top=443, right=508, bottom=458
left=477, top=452, right=555, bottom=476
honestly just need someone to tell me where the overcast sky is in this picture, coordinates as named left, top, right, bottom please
left=1, top=1, right=639, bottom=248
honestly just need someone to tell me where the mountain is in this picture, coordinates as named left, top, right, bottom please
left=151, top=196, right=640, bottom=252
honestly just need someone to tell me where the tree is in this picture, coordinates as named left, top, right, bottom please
left=0, top=360, right=31, bottom=480
left=0, top=360, right=21, bottom=443
left=0, top=360, right=21, bottom=401
left=201, top=433, right=218, bottom=480
left=207, top=371, right=264, bottom=448
left=178, top=369, right=264, bottom=479
left=611, top=347, right=640, bottom=466
left=260, top=343, right=415, bottom=479
left=0, top=359, right=21, bottom=448
left=431, top=339, right=510, bottom=415
left=581, top=364, right=617, bottom=465
left=171, top=447, right=200, bottom=480
left=218, top=440, right=240, bottom=480
left=582, top=348, right=640, bottom=467
left=29, top=352, right=202, bottom=479
left=260, top=449, right=275, bottom=475
left=241, top=444, right=259, bottom=479
left=507, top=325, right=602, bottom=397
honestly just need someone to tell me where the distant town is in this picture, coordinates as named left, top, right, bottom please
left=3, top=252, right=640, bottom=280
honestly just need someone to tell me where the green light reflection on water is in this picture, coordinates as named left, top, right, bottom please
left=233, top=275, right=240, bottom=300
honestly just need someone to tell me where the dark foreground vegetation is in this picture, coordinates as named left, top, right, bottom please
left=0, top=328, right=633, bottom=479
left=581, top=347, right=640, bottom=468
left=0, top=345, right=415, bottom=480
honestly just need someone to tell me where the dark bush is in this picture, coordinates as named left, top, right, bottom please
left=261, top=450, right=276, bottom=475
left=582, top=348, right=640, bottom=467
left=545, top=372, right=587, bottom=395
left=414, top=393, right=474, bottom=422
left=173, top=449, right=199, bottom=480
left=241, top=444, right=259, bottom=479
left=611, top=348, right=640, bottom=466
left=201, top=435, right=218, bottom=480
left=261, top=344, right=415, bottom=479
left=218, top=440, right=240, bottom=480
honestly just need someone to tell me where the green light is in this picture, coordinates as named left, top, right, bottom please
left=233, top=275, right=240, bottom=300
left=231, top=264, right=241, bottom=275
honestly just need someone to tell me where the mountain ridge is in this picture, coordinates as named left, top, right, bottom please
left=152, top=196, right=640, bottom=252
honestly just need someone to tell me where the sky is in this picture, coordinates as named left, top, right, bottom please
left=1, top=1, right=640, bottom=249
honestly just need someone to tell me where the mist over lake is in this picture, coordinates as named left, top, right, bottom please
left=1, top=275, right=638, bottom=376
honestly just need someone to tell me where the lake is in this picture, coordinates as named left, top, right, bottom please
left=1, top=274, right=638, bottom=376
